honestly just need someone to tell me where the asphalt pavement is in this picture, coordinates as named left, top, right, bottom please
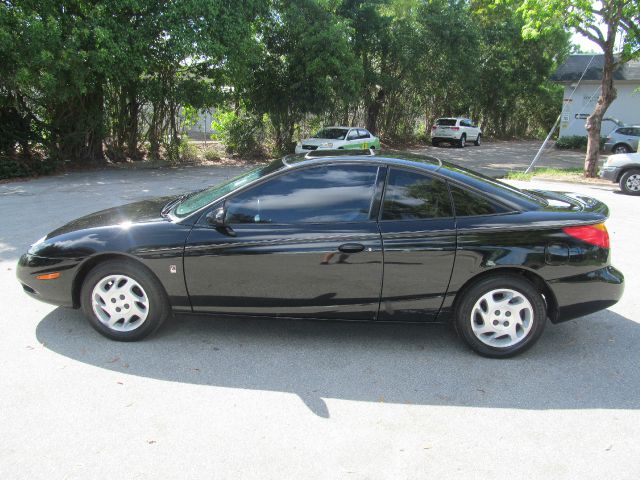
left=0, top=159, right=638, bottom=479
left=410, top=139, right=589, bottom=177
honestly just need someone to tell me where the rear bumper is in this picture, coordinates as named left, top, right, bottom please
left=548, top=266, right=624, bottom=323
left=432, top=135, right=461, bottom=141
left=16, top=254, right=79, bottom=308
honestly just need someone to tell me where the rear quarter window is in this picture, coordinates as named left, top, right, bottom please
left=450, top=185, right=512, bottom=217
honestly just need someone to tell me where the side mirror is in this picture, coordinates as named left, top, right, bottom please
left=206, top=207, right=226, bottom=226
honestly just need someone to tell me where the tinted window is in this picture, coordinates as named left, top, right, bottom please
left=312, top=128, right=348, bottom=140
left=381, top=169, right=452, bottom=220
left=436, top=118, right=457, bottom=126
left=174, top=161, right=283, bottom=218
left=225, top=165, right=379, bottom=224
left=450, top=185, right=511, bottom=216
left=630, top=128, right=640, bottom=137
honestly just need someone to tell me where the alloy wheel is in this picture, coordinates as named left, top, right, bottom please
left=91, top=274, right=150, bottom=331
left=625, top=173, right=640, bottom=192
left=470, top=288, right=534, bottom=348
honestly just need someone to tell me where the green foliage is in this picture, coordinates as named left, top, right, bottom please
left=178, top=138, right=200, bottom=162
left=245, top=0, right=362, bottom=153
left=203, top=148, right=222, bottom=162
left=555, top=135, right=606, bottom=150
left=1, top=0, right=587, bottom=174
left=0, top=157, right=57, bottom=180
left=211, top=109, right=265, bottom=157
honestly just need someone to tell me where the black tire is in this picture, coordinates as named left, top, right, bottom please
left=431, top=139, right=440, bottom=147
left=612, top=143, right=631, bottom=154
left=454, top=275, right=547, bottom=358
left=457, top=134, right=466, bottom=148
left=619, top=169, right=640, bottom=195
left=474, top=133, right=481, bottom=146
left=81, top=259, right=171, bottom=341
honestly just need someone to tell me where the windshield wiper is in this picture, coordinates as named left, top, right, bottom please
left=161, top=188, right=209, bottom=217
left=161, top=194, right=187, bottom=217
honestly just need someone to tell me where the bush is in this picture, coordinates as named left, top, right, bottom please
left=555, top=136, right=606, bottom=151
left=0, top=157, right=57, bottom=180
left=178, top=138, right=199, bottom=162
left=203, top=148, right=221, bottom=162
left=211, top=109, right=265, bottom=157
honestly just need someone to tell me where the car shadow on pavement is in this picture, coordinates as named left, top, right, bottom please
left=36, top=307, right=640, bottom=418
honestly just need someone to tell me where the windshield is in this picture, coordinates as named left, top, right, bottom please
left=312, top=128, right=349, bottom=140
left=172, top=161, right=284, bottom=218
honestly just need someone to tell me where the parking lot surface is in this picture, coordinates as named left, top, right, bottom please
left=1, top=164, right=639, bottom=479
left=411, top=139, right=589, bottom=176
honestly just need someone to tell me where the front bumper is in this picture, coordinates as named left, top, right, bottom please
left=17, top=254, right=80, bottom=308
left=294, top=145, right=337, bottom=154
left=599, top=166, right=619, bottom=182
left=548, top=266, right=624, bottom=323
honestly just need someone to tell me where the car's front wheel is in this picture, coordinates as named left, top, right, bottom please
left=619, top=169, right=640, bottom=195
left=455, top=275, right=546, bottom=358
left=81, top=259, right=170, bottom=341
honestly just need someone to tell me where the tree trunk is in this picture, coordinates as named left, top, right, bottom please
left=83, top=82, right=105, bottom=164
left=584, top=50, right=617, bottom=177
left=126, top=82, right=140, bottom=160
left=366, top=89, right=385, bottom=135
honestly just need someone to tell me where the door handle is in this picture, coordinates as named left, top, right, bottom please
left=338, top=243, right=365, bottom=254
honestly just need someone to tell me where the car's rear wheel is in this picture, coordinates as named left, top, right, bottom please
left=612, top=143, right=631, bottom=154
left=431, top=139, right=440, bottom=147
left=455, top=275, right=546, bottom=358
left=474, top=133, right=481, bottom=146
left=81, top=260, right=170, bottom=341
left=620, top=169, right=640, bottom=195
left=458, top=134, right=466, bottom=148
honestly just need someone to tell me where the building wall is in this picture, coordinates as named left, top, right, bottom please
left=559, top=82, right=640, bottom=137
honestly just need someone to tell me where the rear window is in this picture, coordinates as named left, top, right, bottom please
left=436, top=118, right=457, bottom=126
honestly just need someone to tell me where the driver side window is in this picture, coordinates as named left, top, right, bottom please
left=225, top=165, right=380, bottom=224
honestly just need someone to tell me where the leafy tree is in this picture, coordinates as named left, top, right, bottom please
left=519, top=0, right=640, bottom=176
left=246, top=0, right=362, bottom=153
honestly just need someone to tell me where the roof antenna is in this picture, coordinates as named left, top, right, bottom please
left=524, top=54, right=596, bottom=174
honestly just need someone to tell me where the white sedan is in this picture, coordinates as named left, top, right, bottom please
left=295, top=127, right=381, bottom=154
left=600, top=151, right=640, bottom=195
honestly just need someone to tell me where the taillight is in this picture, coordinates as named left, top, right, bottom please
left=451, top=127, right=460, bottom=131
left=562, top=223, right=609, bottom=249
left=431, top=126, right=437, bottom=130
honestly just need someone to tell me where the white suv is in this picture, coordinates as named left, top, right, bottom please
left=431, top=117, right=481, bottom=148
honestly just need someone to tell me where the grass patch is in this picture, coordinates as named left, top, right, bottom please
left=504, top=167, right=584, bottom=181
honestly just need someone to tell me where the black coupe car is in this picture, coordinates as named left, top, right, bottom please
left=17, top=150, right=624, bottom=357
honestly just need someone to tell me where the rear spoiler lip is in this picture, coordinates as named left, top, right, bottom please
left=526, top=189, right=610, bottom=219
